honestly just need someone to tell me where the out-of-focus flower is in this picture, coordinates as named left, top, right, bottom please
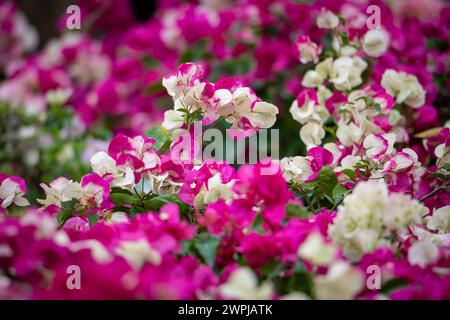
left=329, top=180, right=428, bottom=261
left=0, top=174, right=29, bottom=208
left=362, top=30, right=389, bottom=58
left=295, top=36, right=322, bottom=64
left=298, top=232, right=337, bottom=266
left=316, top=9, right=339, bottom=29
left=314, top=261, right=364, bottom=300
left=426, top=206, right=450, bottom=233
left=407, top=240, right=440, bottom=268
left=381, top=69, right=426, bottom=108
left=219, top=267, right=273, bottom=300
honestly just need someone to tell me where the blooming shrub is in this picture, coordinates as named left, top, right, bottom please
left=0, top=0, right=449, bottom=300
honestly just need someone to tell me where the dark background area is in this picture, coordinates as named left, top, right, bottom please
left=15, top=0, right=72, bottom=47
left=14, top=0, right=156, bottom=48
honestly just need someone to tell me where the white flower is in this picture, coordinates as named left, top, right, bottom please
left=91, top=151, right=117, bottom=176
left=408, top=240, right=439, bottom=268
left=427, top=206, right=450, bottom=233
left=316, top=9, right=339, bottom=29
left=336, top=120, right=364, bottom=147
left=434, top=143, right=449, bottom=169
left=214, top=88, right=234, bottom=114
left=281, top=292, right=310, bottom=300
left=162, top=109, right=185, bottom=130
left=381, top=69, right=426, bottom=108
left=296, top=36, right=322, bottom=64
left=362, top=29, right=389, bottom=57
left=324, top=142, right=344, bottom=165
left=314, top=261, right=364, bottom=300
left=194, top=173, right=234, bottom=209
left=106, top=212, right=129, bottom=225
left=329, top=180, right=427, bottom=261
left=37, top=177, right=81, bottom=208
left=302, top=70, right=324, bottom=88
left=330, top=56, right=367, bottom=91
left=363, top=133, right=396, bottom=160
left=290, top=97, right=316, bottom=124
left=0, top=178, right=29, bottom=208
left=162, top=63, right=204, bottom=100
left=289, top=89, right=328, bottom=125
left=412, top=225, right=450, bottom=247
left=247, top=101, right=278, bottom=128
left=45, top=88, right=72, bottom=106
left=219, top=267, right=273, bottom=300
left=381, top=192, right=428, bottom=230
left=70, top=240, right=113, bottom=264
left=298, top=232, right=337, bottom=266
left=90, top=151, right=135, bottom=190
left=281, top=156, right=315, bottom=183
left=115, top=239, right=161, bottom=270
left=300, top=121, right=325, bottom=148
left=216, top=87, right=278, bottom=129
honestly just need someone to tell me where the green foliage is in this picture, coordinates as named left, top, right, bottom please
left=181, top=233, right=220, bottom=267
left=340, top=168, right=357, bottom=180
left=285, top=203, right=311, bottom=218
left=381, top=278, right=409, bottom=294
left=332, top=184, right=349, bottom=204
left=194, top=233, right=221, bottom=267
left=87, top=213, right=99, bottom=227
left=315, top=166, right=338, bottom=199
left=146, top=126, right=171, bottom=151
left=56, top=199, right=77, bottom=227
left=273, top=261, right=314, bottom=297
left=142, top=194, right=192, bottom=220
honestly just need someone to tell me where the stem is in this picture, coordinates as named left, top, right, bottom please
left=133, top=187, right=143, bottom=201
left=419, top=183, right=449, bottom=202
left=331, top=197, right=344, bottom=212
left=210, top=114, right=231, bottom=128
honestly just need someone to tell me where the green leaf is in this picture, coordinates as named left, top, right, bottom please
left=259, top=259, right=284, bottom=280
left=374, top=103, right=382, bottom=113
left=111, top=205, right=131, bottom=213
left=341, top=32, right=349, bottom=45
left=193, top=233, right=220, bottom=267
left=56, top=199, right=77, bottom=226
left=381, top=278, right=409, bottom=294
left=146, top=126, right=170, bottom=151
left=110, top=187, right=133, bottom=195
left=285, top=203, right=311, bottom=218
left=426, top=38, right=449, bottom=51
left=274, top=261, right=313, bottom=297
left=340, top=169, right=357, bottom=180
left=129, top=207, right=142, bottom=220
left=87, top=214, right=99, bottom=227
left=332, top=184, right=349, bottom=203
left=56, top=207, right=73, bottom=227
left=110, top=192, right=135, bottom=205
left=428, top=172, right=447, bottom=181
left=315, top=167, right=338, bottom=198
left=142, top=194, right=191, bottom=217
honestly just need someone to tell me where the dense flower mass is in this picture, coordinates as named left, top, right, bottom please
left=0, top=0, right=449, bottom=300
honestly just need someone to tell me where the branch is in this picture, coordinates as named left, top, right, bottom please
left=419, top=183, right=449, bottom=202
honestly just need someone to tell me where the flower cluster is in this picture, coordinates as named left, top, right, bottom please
left=162, top=62, right=278, bottom=138
left=0, top=0, right=449, bottom=300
